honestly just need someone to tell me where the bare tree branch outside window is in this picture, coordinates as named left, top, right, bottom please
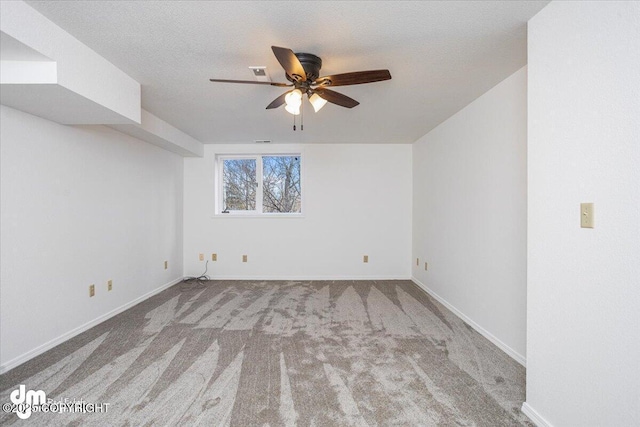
left=262, top=156, right=301, bottom=213
left=223, top=159, right=256, bottom=211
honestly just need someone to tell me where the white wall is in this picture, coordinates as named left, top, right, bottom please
left=0, top=105, right=184, bottom=372
left=183, top=144, right=412, bottom=280
left=524, top=2, right=640, bottom=426
left=412, top=67, right=528, bottom=364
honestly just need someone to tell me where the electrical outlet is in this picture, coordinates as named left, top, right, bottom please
left=164, top=260, right=168, bottom=270
left=580, top=203, right=594, bottom=228
left=199, top=253, right=204, bottom=261
left=242, top=255, right=248, bottom=263
left=212, top=253, right=217, bottom=261
left=89, top=284, right=95, bottom=297
left=363, top=255, right=369, bottom=263
left=424, top=262, right=428, bottom=271
left=416, top=258, right=419, bottom=266
left=107, top=280, right=113, bottom=291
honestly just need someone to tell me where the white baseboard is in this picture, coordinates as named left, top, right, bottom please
left=203, top=275, right=412, bottom=281
left=521, top=402, right=553, bottom=427
left=411, top=277, right=526, bottom=367
left=0, top=277, right=183, bottom=375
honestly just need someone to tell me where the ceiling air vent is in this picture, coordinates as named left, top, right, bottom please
left=249, top=66, right=270, bottom=82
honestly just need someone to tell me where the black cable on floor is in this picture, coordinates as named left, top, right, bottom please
left=181, top=260, right=210, bottom=291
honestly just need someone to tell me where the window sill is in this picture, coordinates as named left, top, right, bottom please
left=212, top=213, right=305, bottom=219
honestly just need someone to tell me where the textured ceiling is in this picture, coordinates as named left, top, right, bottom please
left=26, top=1, right=548, bottom=144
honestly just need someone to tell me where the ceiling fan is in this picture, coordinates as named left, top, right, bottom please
left=209, top=46, right=391, bottom=117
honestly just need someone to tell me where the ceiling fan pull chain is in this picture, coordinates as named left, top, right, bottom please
left=301, top=99, right=304, bottom=131
left=293, top=113, right=296, bottom=131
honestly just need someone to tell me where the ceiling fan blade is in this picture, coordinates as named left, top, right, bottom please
left=315, top=88, right=359, bottom=108
left=271, top=46, right=306, bottom=82
left=209, top=78, right=291, bottom=87
left=266, top=92, right=289, bottom=109
left=314, top=70, right=391, bottom=87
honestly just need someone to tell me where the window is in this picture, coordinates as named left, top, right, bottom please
left=221, top=158, right=257, bottom=211
left=217, top=154, right=302, bottom=215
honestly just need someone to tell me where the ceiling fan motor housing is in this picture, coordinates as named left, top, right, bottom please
left=286, top=53, right=322, bottom=83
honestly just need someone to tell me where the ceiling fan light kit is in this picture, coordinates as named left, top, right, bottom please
left=309, top=93, right=328, bottom=112
left=284, top=89, right=303, bottom=115
left=210, top=46, right=392, bottom=130
left=284, top=104, right=300, bottom=115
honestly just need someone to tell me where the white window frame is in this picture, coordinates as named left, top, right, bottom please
left=215, top=153, right=304, bottom=217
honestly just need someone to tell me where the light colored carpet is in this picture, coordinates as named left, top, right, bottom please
left=0, top=280, right=532, bottom=426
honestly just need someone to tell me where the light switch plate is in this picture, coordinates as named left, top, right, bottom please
left=581, top=203, right=594, bottom=228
